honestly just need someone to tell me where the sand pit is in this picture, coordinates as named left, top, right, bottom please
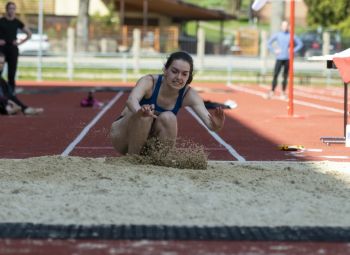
left=0, top=156, right=349, bottom=227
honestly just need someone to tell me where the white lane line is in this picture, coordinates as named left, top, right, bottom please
left=260, top=83, right=344, bottom=97
left=319, top=156, right=350, bottom=159
left=61, top=92, right=124, bottom=157
left=186, top=107, right=246, bottom=162
left=227, top=84, right=343, bottom=113
left=293, top=99, right=343, bottom=113
left=75, top=146, right=115, bottom=150
left=295, top=86, right=344, bottom=97
left=293, top=91, right=344, bottom=104
left=74, top=146, right=230, bottom=151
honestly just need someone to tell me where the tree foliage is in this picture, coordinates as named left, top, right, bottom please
left=337, top=18, right=350, bottom=37
left=304, top=0, right=350, bottom=36
left=183, top=0, right=230, bottom=10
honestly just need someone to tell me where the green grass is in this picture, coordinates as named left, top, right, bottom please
left=17, top=65, right=338, bottom=87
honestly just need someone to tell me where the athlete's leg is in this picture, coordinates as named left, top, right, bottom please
left=151, top=111, right=178, bottom=146
left=110, top=113, right=154, bottom=155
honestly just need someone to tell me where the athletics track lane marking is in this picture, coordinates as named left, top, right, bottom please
left=295, top=86, right=344, bottom=96
left=186, top=107, right=246, bottom=162
left=61, top=92, right=124, bottom=157
left=292, top=90, right=344, bottom=104
left=258, top=84, right=344, bottom=103
left=227, top=84, right=343, bottom=113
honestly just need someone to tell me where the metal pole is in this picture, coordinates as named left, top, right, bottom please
left=226, top=56, right=233, bottom=86
left=197, top=27, right=205, bottom=73
left=143, top=0, right=148, bottom=39
left=122, top=52, right=127, bottom=82
left=344, top=82, right=348, bottom=137
left=37, top=0, right=44, bottom=81
left=119, top=0, right=124, bottom=45
left=67, top=28, right=75, bottom=80
left=119, top=0, right=125, bottom=28
left=260, top=30, right=267, bottom=76
left=133, top=29, right=141, bottom=74
left=220, top=20, right=224, bottom=54
left=288, top=0, right=295, bottom=116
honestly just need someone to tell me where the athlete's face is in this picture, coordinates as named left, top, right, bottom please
left=164, top=59, right=190, bottom=89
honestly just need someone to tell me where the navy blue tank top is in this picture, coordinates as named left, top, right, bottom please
left=139, top=75, right=186, bottom=115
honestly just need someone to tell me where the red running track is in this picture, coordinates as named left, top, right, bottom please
left=1, top=81, right=349, bottom=161
left=1, top=239, right=349, bottom=255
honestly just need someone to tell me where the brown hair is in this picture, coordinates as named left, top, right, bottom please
left=6, top=2, right=16, bottom=11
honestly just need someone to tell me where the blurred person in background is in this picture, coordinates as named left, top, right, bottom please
left=0, top=1, right=31, bottom=96
left=0, top=52, right=43, bottom=115
left=266, top=20, right=303, bottom=100
left=0, top=89, right=21, bottom=115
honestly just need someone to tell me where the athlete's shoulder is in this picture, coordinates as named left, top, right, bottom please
left=139, top=74, right=156, bottom=83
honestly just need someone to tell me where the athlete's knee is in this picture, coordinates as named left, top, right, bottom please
left=153, top=111, right=177, bottom=136
left=110, top=121, right=129, bottom=154
left=110, top=121, right=121, bottom=138
left=132, top=113, right=154, bottom=126
left=157, top=111, right=177, bottom=124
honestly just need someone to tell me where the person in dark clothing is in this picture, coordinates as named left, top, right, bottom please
left=0, top=52, right=43, bottom=115
left=110, top=51, right=225, bottom=155
left=0, top=1, right=32, bottom=95
left=0, top=77, right=22, bottom=115
left=266, top=20, right=303, bottom=100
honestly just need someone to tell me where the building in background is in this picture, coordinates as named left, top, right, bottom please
left=111, top=0, right=235, bottom=53
left=0, top=0, right=311, bottom=55
left=0, top=0, right=236, bottom=54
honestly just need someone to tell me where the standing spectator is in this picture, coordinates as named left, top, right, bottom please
left=0, top=1, right=31, bottom=96
left=265, top=20, right=303, bottom=100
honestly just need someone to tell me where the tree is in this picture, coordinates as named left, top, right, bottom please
left=269, top=0, right=285, bottom=36
left=76, top=0, right=90, bottom=52
left=183, top=0, right=230, bottom=10
left=337, top=17, right=350, bottom=37
left=229, top=0, right=242, bottom=15
left=304, top=0, right=350, bottom=35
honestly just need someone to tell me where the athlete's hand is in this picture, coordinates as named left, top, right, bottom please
left=0, top=40, right=5, bottom=46
left=209, top=107, right=225, bottom=132
left=138, top=104, right=157, bottom=118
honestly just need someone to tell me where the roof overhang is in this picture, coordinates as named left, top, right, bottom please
left=113, top=0, right=236, bottom=21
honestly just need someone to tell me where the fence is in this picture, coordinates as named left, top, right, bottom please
left=16, top=51, right=343, bottom=88
left=1, top=0, right=348, bottom=86
left=13, top=24, right=347, bottom=86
